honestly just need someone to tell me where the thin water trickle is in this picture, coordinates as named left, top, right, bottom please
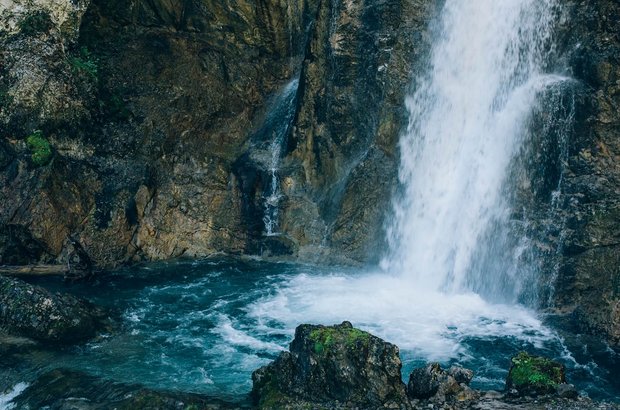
left=261, top=79, right=299, bottom=236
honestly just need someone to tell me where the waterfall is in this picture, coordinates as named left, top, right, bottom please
left=383, top=0, right=566, bottom=304
left=262, top=78, right=299, bottom=236
left=250, top=0, right=572, bottom=364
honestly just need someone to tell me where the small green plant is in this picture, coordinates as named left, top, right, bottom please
left=26, top=131, right=52, bottom=166
left=69, top=47, right=98, bottom=79
left=18, top=11, right=53, bottom=35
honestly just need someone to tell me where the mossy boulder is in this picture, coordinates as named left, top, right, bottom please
left=308, top=324, right=371, bottom=354
left=251, top=321, right=408, bottom=409
left=505, top=352, right=566, bottom=396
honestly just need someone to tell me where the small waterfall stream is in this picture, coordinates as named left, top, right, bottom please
left=260, top=78, right=299, bottom=236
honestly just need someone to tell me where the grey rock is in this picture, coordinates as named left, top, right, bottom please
left=407, top=362, right=477, bottom=403
left=448, top=365, right=474, bottom=385
left=0, top=275, right=109, bottom=343
left=556, top=383, right=579, bottom=399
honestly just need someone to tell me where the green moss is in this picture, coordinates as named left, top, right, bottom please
left=509, top=352, right=563, bottom=390
left=309, top=326, right=371, bottom=354
left=18, top=11, right=54, bottom=35
left=69, top=47, right=98, bottom=79
left=26, top=131, right=52, bottom=166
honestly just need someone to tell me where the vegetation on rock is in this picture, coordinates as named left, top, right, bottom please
left=309, top=325, right=370, bottom=354
left=506, top=352, right=565, bottom=396
left=26, top=130, right=52, bottom=166
left=69, top=46, right=98, bottom=79
left=252, top=321, right=407, bottom=409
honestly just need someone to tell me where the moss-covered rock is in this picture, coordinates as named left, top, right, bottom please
left=308, top=324, right=371, bottom=354
left=251, top=321, right=408, bottom=409
left=505, top=352, right=566, bottom=396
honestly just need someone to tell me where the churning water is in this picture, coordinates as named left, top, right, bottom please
left=3, top=259, right=618, bottom=404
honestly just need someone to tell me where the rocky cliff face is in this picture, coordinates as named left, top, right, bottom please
left=549, top=0, right=620, bottom=346
left=0, top=0, right=434, bottom=267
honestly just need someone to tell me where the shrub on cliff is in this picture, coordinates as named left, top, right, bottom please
left=26, top=130, right=52, bottom=166
left=69, top=47, right=98, bottom=79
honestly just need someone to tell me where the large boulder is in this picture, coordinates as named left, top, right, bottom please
left=0, top=275, right=108, bottom=343
left=505, top=352, right=566, bottom=397
left=251, top=321, right=408, bottom=409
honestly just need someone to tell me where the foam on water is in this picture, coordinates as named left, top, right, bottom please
left=247, top=271, right=554, bottom=362
left=0, top=382, right=28, bottom=410
left=212, top=314, right=285, bottom=353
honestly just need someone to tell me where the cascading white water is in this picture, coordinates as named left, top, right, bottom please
left=383, top=0, right=564, bottom=303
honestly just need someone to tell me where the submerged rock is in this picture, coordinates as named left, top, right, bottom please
left=251, top=321, right=408, bottom=409
left=11, top=368, right=244, bottom=409
left=505, top=352, right=566, bottom=397
left=0, top=275, right=108, bottom=344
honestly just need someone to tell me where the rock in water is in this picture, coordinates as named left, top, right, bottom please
left=448, top=365, right=474, bottom=385
left=505, top=352, right=566, bottom=396
left=0, top=275, right=108, bottom=344
left=407, top=363, right=476, bottom=403
left=251, top=321, right=408, bottom=409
